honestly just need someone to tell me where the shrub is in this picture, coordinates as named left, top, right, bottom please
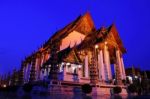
left=0, top=87, right=6, bottom=92
left=0, top=87, right=2, bottom=92
left=23, top=83, right=33, bottom=93
left=122, top=79, right=126, bottom=85
left=81, top=84, right=92, bottom=94
left=128, top=84, right=137, bottom=93
left=9, top=85, right=19, bottom=92
left=113, top=86, right=122, bottom=94
left=0, top=86, right=10, bottom=92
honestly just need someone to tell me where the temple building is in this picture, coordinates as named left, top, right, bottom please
left=20, top=12, right=126, bottom=87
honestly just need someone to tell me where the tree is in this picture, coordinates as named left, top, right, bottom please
left=23, top=83, right=33, bottom=93
left=113, top=86, right=122, bottom=94
left=81, top=84, right=92, bottom=94
left=128, top=84, right=137, bottom=93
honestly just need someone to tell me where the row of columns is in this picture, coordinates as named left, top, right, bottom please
left=83, top=43, right=126, bottom=82
left=103, top=43, right=112, bottom=80
left=116, top=50, right=126, bottom=80
left=37, top=52, right=50, bottom=80
left=23, top=52, right=50, bottom=83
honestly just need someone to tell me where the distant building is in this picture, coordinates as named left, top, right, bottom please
left=125, top=67, right=141, bottom=77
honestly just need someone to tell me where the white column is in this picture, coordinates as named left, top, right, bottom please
left=77, top=67, right=82, bottom=80
left=37, top=56, right=41, bottom=80
left=48, top=65, right=50, bottom=74
left=120, top=56, right=126, bottom=79
left=104, top=42, right=112, bottom=80
left=41, top=54, right=44, bottom=66
left=47, top=53, right=50, bottom=59
left=116, top=50, right=123, bottom=79
left=84, top=55, right=89, bottom=78
left=40, top=69, right=44, bottom=80
left=40, top=54, right=44, bottom=80
left=35, top=57, right=38, bottom=80
left=63, top=65, right=67, bottom=80
left=28, top=62, right=32, bottom=82
left=23, top=66, right=26, bottom=82
left=44, top=69, right=47, bottom=77
left=98, top=50, right=106, bottom=81
left=38, top=57, right=41, bottom=80
left=25, top=63, right=29, bottom=82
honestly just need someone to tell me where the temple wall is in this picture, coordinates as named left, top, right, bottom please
left=63, top=73, right=75, bottom=81
left=79, top=77, right=90, bottom=83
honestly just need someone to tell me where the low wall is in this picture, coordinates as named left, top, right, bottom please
left=47, top=81, right=127, bottom=96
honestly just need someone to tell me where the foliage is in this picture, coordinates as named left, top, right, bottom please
left=141, top=79, right=150, bottom=94
left=113, top=86, right=122, bottom=94
left=122, top=79, right=126, bottom=85
left=0, top=85, right=19, bottom=92
left=128, top=84, right=137, bottom=93
left=81, top=84, right=92, bottom=94
left=9, top=85, right=19, bottom=92
left=126, top=77, right=130, bottom=84
left=23, top=83, right=33, bottom=93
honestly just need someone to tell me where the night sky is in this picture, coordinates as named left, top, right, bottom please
left=0, top=0, right=150, bottom=75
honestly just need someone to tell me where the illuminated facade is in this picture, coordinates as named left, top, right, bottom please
left=20, top=12, right=126, bottom=87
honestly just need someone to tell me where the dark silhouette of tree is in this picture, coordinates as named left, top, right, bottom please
left=81, top=84, right=92, bottom=94
left=113, top=86, right=122, bottom=94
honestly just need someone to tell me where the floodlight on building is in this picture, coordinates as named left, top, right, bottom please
left=61, top=62, right=64, bottom=65
left=78, top=65, right=82, bottom=68
left=3, top=84, right=6, bottom=88
left=66, top=63, right=70, bottom=65
left=105, top=41, right=108, bottom=45
left=95, top=45, right=99, bottom=49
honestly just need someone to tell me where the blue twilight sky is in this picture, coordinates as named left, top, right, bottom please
left=0, top=0, right=150, bottom=75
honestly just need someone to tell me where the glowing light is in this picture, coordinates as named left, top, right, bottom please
left=78, top=65, right=82, bottom=68
left=95, top=45, right=99, bottom=49
left=66, top=63, right=70, bottom=65
left=105, top=41, right=107, bottom=45
left=134, top=76, right=138, bottom=79
left=3, top=84, right=6, bottom=88
left=61, top=62, right=64, bottom=65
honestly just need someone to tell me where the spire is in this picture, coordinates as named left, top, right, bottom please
left=132, top=65, right=135, bottom=76
left=137, top=66, right=141, bottom=77
left=144, top=71, right=148, bottom=79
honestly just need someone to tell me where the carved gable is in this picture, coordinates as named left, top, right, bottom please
left=60, top=31, right=85, bottom=51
